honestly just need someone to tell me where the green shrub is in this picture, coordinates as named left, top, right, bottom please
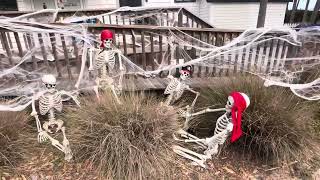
left=66, top=92, right=180, bottom=179
left=191, top=76, right=319, bottom=164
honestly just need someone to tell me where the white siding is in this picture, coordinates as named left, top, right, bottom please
left=143, top=0, right=200, bottom=16
left=17, top=0, right=34, bottom=11
left=83, top=0, right=117, bottom=9
left=198, top=0, right=209, bottom=22
left=208, top=2, right=287, bottom=30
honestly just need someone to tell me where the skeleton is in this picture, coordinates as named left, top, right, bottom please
left=164, top=66, right=200, bottom=107
left=30, top=74, right=80, bottom=161
left=90, top=29, right=124, bottom=104
left=173, top=92, right=250, bottom=168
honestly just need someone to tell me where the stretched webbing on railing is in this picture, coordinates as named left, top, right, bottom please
left=0, top=9, right=319, bottom=112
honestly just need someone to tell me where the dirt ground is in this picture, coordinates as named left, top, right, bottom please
left=1, top=147, right=320, bottom=180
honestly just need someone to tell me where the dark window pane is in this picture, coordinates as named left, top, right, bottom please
left=175, top=0, right=196, bottom=3
left=0, top=0, right=18, bottom=11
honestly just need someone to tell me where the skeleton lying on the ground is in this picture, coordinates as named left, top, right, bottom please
left=30, top=74, right=80, bottom=161
left=173, top=92, right=250, bottom=168
left=164, top=65, right=200, bottom=107
left=90, top=29, right=125, bottom=104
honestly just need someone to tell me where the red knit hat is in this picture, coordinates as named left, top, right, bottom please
left=100, top=29, right=113, bottom=48
left=229, top=92, right=250, bottom=142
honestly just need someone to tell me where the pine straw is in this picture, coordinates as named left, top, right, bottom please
left=0, top=111, right=29, bottom=167
left=65, top=92, right=181, bottom=180
left=190, top=76, right=319, bottom=165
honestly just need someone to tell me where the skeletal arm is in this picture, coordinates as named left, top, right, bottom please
left=31, top=92, right=43, bottom=133
left=117, top=50, right=124, bottom=71
left=186, top=87, right=200, bottom=107
left=189, top=107, right=226, bottom=117
left=60, top=90, right=80, bottom=107
left=88, top=47, right=94, bottom=71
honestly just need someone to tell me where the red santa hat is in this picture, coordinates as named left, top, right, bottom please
left=229, top=92, right=250, bottom=142
left=100, top=29, right=113, bottom=48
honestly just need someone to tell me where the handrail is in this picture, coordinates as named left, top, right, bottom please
left=0, top=7, right=214, bottom=28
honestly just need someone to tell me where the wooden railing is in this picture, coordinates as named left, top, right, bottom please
left=0, top=7, right=213, bottom=28
left=1, top=24, right=318, bottom=82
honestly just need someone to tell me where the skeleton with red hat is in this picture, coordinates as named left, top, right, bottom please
left=173, top=92, right=250, bottom=168
left=90, top=29, right=125, bottom=104
left=164, top=65, right=200, bottom=107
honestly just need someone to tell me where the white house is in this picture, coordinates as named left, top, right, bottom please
left=7, top=0, right=291, bottom=29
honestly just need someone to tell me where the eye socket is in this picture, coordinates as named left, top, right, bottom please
left=45, top=84, right=56, bottom=88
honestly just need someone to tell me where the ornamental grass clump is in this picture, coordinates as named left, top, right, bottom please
left=193, top=76, right=319, bottom=164
left=66, top=92, right=180, bottom=179
left=0, top=111, right=28, bottom=167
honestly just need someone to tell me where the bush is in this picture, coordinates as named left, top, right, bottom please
left=0, top=111, right=28, bottom=167
left=66, top=92, right=180, bottom=179
left=191, top=76, right=319, bottom=164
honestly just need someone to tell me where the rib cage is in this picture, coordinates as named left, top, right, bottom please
left=94, top=50, right=116, bottom=70
left=39, top=91, right=63, bottom=115
left=214, top=113, right=230, bottom=135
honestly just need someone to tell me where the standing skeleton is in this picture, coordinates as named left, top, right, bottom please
left=164, top=66, right=200, bottom=107
left=173, top=92, right=250, bottom=168
left=90, top=29, right=125, bottom=104
left=30, top=74, right=80, bottom=161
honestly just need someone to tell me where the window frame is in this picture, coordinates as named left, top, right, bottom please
left=174, top=0, right=196, bottom=3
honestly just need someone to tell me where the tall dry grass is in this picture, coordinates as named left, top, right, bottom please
left=0, top=111, right=28, bottom=167
left=65, top=92, right=181, bottom=179
left=191, top=76, right=319, bottom=164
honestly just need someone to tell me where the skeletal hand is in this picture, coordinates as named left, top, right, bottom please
left=38, top=131, right=49, bottom=143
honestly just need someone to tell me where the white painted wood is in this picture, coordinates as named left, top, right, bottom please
left=256, top=44, right=264, bottom=72
left=275, top=41, right=284, bottom=71
left=83, top=0, right=117, bottom=9
left=208, top=2, right=287, bottom=29
left=269, top=40, right=278, bottom=72
left=243, top=46, right=250, bottom=71
left=263, top=43, right=271, bottom=73
left=17, top=0, right=34, bottom=11
left=250, top=45, right=257, bottom=71
left=236, top=42, right=244, bottom=73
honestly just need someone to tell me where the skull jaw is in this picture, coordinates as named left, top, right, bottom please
left=103, top=40, right=112, bottom=49
left=180, top=74, right=189, bottom=81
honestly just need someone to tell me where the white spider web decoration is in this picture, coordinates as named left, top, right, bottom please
left=0, top=9, right=319, bottom=112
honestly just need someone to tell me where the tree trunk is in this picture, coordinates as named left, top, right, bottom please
left=289, top=0, right=299, bottom=23
left=257, top=0, right=268, bottom=28
left=310, top=0, right=320, bottom=24
left=302, top=0, right=311, bottom=23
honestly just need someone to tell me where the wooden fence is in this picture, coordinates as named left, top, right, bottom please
left=1, top=24, right=318, bottom=84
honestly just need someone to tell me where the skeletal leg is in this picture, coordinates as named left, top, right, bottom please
left=93, top=78, right=101, bottom=101
left=110, top=85, right=121, bottom=104
left=61, top=127, right=72, bottom=161
left=173, top=145, right=208, bottom=168
left=165, top=93, right=174, bottom=106
left=42, top=132, right=65, bottom=152
left=175, top=129, right=207, bottom=148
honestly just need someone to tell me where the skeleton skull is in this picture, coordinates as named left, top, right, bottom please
left=226, top=93, right=250, bottom=112
left=103, top=39, right=113, bottom=49
left=42, top=74, right=56, bottom=93
left=100, top=29, right=113, bottom=49
left=179, top=70, right=190, bottom=81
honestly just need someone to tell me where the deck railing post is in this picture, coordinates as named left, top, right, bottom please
left=257, top=0, right=268, bottom=28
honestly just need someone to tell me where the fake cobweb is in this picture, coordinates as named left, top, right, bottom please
left=0, top=8, right=319, bottom=111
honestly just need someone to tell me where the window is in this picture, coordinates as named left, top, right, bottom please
left=174, top=0, right=196, bottom=3
left=0, top=0, right=18, bottom=11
